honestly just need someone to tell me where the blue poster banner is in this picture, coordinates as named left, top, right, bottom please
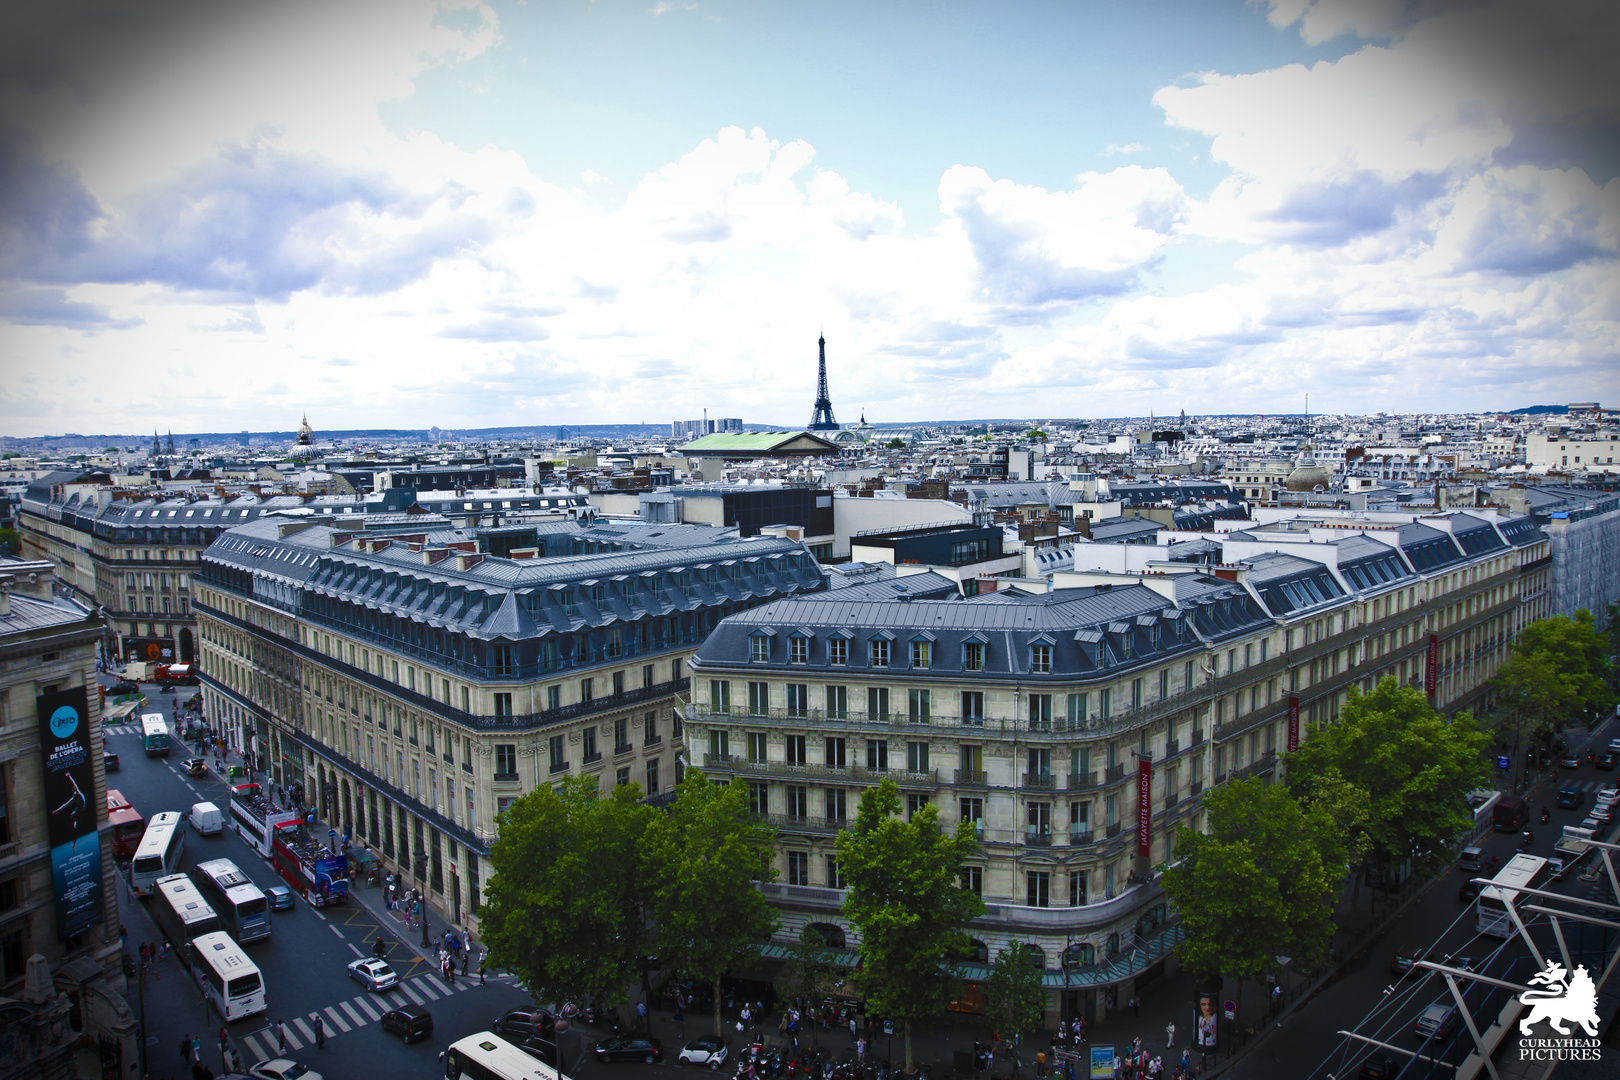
left=1089, top=1046, right=1115, bottom=1079
left=37, top=686, right=104, bottom=940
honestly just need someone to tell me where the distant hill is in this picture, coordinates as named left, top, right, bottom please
left=1509, top=405, right=1573, bottom=415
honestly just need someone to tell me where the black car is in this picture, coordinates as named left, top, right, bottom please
left=1459, top=879, right=1483, bottom=902
left=595, top=1035, right=663, bottom=1064
left=1359, top=1056, right=1401, bottom=1079
left=519, top=1035, right=560, bottom=1066
left=381, top=1003, right=433, bottom=1043
left=1557, top=787, right=1585, bottom=809
left=104, top=751, right=119, bottom=773
left=1390, top=946, right=1428, bottom=978
left=1596, top=752, right=1618, bottom=771
left=107, top=680, right=139, bottom=695
left=493, top=1009, right=555, bottom=1042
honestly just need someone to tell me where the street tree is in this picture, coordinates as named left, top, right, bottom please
left=1286, top=677, right=1489, bottom=898
left=774, top=925, right=848, bottom=1047
left=836, top=779, right=986, bottom=1069
left=645, top=769, right=780, bottom=1038
left=1161, top=778, right=1343, bottom=995
left=1498, top=612, right=1615, bottom=734
left=983, top=941, right=1046, bottom=1049
left=479, top=775, right=655, bottom=1012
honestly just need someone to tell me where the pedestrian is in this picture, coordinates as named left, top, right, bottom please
left=315, top=1015, right=325, bottom=1049
left=1130, top=996, right=1140, bottom=1017
left=191, top=1033, right=202, bottom=1065
left=1166, top=1020, right=1175, bottom=1048
left=637, top=1000, right=648, bottom=1030
left=672, top=995, right=682, bottom=1024
left=850, top=1016, right=857, bottom=1040
left=478, top=955, right=487, bottom=985
left=231, top=1049, right=242, bottom=1072
left=462, top=949, right=469, bottom=977
left=180, top=1033, right=191, bottom=1065
left=1035, top=1049, right=1047, bottom=1078
left=277, top=1020, right=287, bottom=1054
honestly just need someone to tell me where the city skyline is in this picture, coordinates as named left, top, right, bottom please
left=1, top=0, right=1616, bottom=436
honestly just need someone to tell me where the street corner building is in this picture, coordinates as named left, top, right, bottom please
left=682, top=506, right=1551, bottom=1027
left=0, top=556, right=137, bottom=1079
left=192, top=516, right=827, bottom=928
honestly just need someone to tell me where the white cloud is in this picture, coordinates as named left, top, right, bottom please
left=1101, top=143, right=1145, bottom=157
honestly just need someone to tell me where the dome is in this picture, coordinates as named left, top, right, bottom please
left=1284, top=447, right=1331, bottom=492
left=296, top=414, right=314, bottom=445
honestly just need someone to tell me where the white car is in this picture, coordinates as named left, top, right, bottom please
left=678, top=1035, right=730, bottom=1069
left=346, top=956, right=400, bottom=991
left=249, top=1060, right=323, bottom=1080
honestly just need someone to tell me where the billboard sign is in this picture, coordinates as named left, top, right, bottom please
left=1137, top=758, right=1152, bottom=857
left=38, top=686, right=105, bottom=940
left=1287, top=695, right=1300, bottom=752
left=1425, top=632, right=1439, bottom=696
left=1195, top=993, right=1219, bottom=1051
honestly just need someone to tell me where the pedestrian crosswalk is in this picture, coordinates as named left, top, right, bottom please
left=237, top=970, right=523, bottom=1062
left=104, top=723, right=142, bottom=736
left=1560, top=778, right=1619, bottom=792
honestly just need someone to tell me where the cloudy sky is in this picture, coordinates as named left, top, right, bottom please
left=1, top=0, right=1616, bottom=436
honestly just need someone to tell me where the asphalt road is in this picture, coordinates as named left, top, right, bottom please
left=1226, top=715, right=1620, bottom=1080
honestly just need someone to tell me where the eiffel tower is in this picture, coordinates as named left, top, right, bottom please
left=807, top=334, right=839, bottom=431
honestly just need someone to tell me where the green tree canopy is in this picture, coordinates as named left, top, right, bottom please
left=479, top=775, right=655, bottom=1010
left=886, top=438, right=906, bottom=449
left=645, top=769, right=780, bottom=1037
left=1496, top=612, right=1615, bottom=736
left=983, top=941, right=1046, bottom=1045
left=836, top=779, right=985, bottom=1068
left=1287, top=678, right=1489, bottom=886
left=1161, top=777, right=1343, bottom=986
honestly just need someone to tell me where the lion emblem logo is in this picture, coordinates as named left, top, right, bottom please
left=1518, top=961, right=1599, bottom=1036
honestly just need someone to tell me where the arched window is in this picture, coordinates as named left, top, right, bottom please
left=964, top=939, right=989, bottom=963
left=807, top=923, right=847, bottom=949
left=1062, top=943, right=1095, bottom=968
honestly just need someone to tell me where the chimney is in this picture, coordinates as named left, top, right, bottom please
left=455, top=553, right=484, bottom=571
left=0, top=577, right=10, bottom=617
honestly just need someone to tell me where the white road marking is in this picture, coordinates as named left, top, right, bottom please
left=347, top=943, right=364, bottom=957
left=323, top=1006, right=352, bottom=1033
left=341, top=1000, right=370, bottom=1025
left=330, top=924, right=345, bottom=938
left=399, top=981, right=428, bottom=1004
left=241, top=1034, right=269, bottom=1062
left=292, top=1017, right=316, bottom=1043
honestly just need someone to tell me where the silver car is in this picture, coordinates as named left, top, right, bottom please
left=346, top=957, right=400, bottom=991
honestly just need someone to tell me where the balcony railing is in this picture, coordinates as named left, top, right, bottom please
left=1068, top=825, right=1093, bottom=844
left=1066, top=771, right=1099, bottom=790
left=1105, top=763, right=1126, bottom=783
left=1022, top=772, right=1055, bottom=790
left=1023, top=830, right=1053, bottom=847
left=1105, top=822, right=1122, bottom=839
left=955, top=769, right=988, bottom=787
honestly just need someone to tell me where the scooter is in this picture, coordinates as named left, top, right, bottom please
left=1541, top=806, right=1551, bottom=824
left=1519, top=827, right=1535, bottom=851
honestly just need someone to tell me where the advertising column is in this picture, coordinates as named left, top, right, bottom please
left=38, top=686, right=105, bottom=939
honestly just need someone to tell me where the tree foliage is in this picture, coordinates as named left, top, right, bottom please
left=479, top=775, right=655, bottom=1009
left=645, top=769, right=780, bottom=1037
left=1287, top=678, right=1489, bottom=883
left=836, top=779, right=985, bottom=1068
left=1161, top=778, right=1343, bottom=986
left=983, top=942, right=1046, bottom=1045
left=1495, top=612, right=1615, bottom=737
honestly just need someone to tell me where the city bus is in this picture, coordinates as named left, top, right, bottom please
left=141, top=713, right=171, bottom=757
left=152, top=873, right=221, bottom=960
left=193, top=858, right=272, bottom=944
left=105, top=790, right=145, bottom=861
left=442, top=1032, right=565, bottom=1080
left=188, top=931, right=266, bottom=1021
left=130, top=812, right=186, bottom=897
left=1476, top=853, right=1552, bottom=937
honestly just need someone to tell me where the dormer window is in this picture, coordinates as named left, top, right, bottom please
left=962, top=642, right=985, bottom=671
left=789, top=635, right=809, bottom=664
left=911, top=640, right=932, bottom=669
left=1030, top=643, right=1052, bottom=674
left=750, top=634, right=771, bottom=663
left=870, top=639, right=891, bottom=667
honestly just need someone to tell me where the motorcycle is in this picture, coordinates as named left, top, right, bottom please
left=1519, top=827, right=1535, bottom=851
left=1541, top=806, right=1551, bottom=823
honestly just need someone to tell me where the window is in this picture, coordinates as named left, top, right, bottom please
left=549, top=735, right=568, bottom=774
left=911, top=640, right=932, bottom=668
left=786, top=785, right=808, bottom=820
left=492, top=644, right=514, bottom=676
left=787, top=851, right=809, bottom=886
left=786, top=734, right=807, bottom=765
left=616, top=767, right=630, bottom=787
left=582, top=727, right=599, bottom=763
left=961, top=691, right=984, bottom=723
left=866, top=739, right=888, bottom=771
left=1030, top=643, right=1052, bottom=674
left=825, top=685, right=848, bottom=719
left=1066, top=693, right=1087, bottom=726
left=493, top=693, right=513, bottom=717
left=906, top=792, right=929, bottom=820
left=867, top=686, right=890, bottom=720
left=962, top=865, right=983, bottom=896
left=1026, top=870, right=1050, bottom=908
left=907, top=688, right=931, bottom=723
left=1131, top=678, right=1143, bottom=710
left=645, top=711, right=660, bottom=745
left=748, top=681, right=770, bottom=715
left=747, top=731, right=768, bottom=763
left=646, top=759, right=659, bottom=794
left=614, top=717, right=631, bottom=753
left=750, top=635, right=770, bottom=663
left=826, top=787, right=847, bottom=823
left=748, top=782, right=769, bottom=815
left=708, top=730, right=730, bottom=762
left=710, top=680, right=731, bottom=712
left=1028, top=694, right=1052, bottom=730
left=786, top=683, right=809, bottom=718
left=826, top=857, right=845, bottom=889
left=612, top=671, right=625, bottom=696
left=869, top=639, right=890, bottom=667
left=828, top=638, right=848, bottom=666
left=547, top=685, right=561, bottom=711
left=825, top=737, right=846, bottom=769
left=962, top=641, right=984, bottom=671
left=495, top=744, right=517, bottom=781
left=1098, top=688, right=1112, bottom=719
left=906, top=741, right=930, bottom=773
left=960, top=796, right=984, bottom=828
left=790, top=637, right=808, bottom=664
left=1070, top=871, right=1087, bottom=907
left=581, top=678, right=594, bottom=704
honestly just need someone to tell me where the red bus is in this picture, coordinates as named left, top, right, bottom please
left=106, top=789, right=145, bottom=861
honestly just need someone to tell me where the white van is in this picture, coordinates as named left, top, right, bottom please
left=189, top=801, right=224, bottom=836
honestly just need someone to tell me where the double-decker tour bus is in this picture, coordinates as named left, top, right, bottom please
left=227, top=782, right=299, bottom=857
left=130, top=812, right=186, bottom=897
left=141, top=713, right=171, bottom=756
left=1476, top=853, right=1553, bottom=937
left=193, top=858, right=272, bottom=943
left=270, top=819, right=348, bottom=908
left=152, top=873, right=221, bottom=959
left=106, top=790, right=145, bottom=861
left=189, top=931, right=266, bottom=1021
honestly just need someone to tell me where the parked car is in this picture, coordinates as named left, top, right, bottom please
left=1559, top=755, right=1582, bottom=770
left=181, top=757, right=208, bottom=779
left=595, top=1035, right=663, bottom=1064
left=1457, top=845, right=1484, bottom=871
left=678, top=1036, right=730, bottom=1069
left=1414, top=1003, right=1458, bottom=1041
left=1596, top=752, right=1618, bottom=771
left=381, top=1003, right=433, bottom=1043
left=104, top=751, right=119, bottom=773
left=1359, top=1056, right=1402, bottom=1079
left=248, top=1061, right=323, bottom=1080
left=1557, top=787, right=1585, bottom=809
left=519, top=1035, right=560, bottom=1066
left=1390, top=946, right=1429, bottom=978
left=493, top=1009, right=555, bottom=1042
left=107, top=680, right=139, bottom=695
left=265, top=885, right=294, bottom=911
left=1587, top=804, right=1615, bottom=824
left=347, top=957, right=400, bottom=991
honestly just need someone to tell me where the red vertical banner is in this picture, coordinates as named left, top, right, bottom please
left=1425, top=632, right=1439, bottom=696
left=1137, top=758, right=1153, bottom=857
left=1287, top=694, right=1300, bottom=751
